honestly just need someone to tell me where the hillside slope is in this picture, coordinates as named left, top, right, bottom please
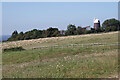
left=2, top=31, right=118, bottom=50
left=2, top=31, right=119, bottom=78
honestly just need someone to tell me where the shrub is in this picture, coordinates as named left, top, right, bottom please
left=85, top=30, right=92, bottom=34
left=102, top=18, right=120, bottom=32
left=3, top=47, right=25, bottom=52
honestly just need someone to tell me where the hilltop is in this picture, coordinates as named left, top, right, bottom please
left=6, top=18, right=120, bottom=42
left=2, top=31, right=118, bottom=50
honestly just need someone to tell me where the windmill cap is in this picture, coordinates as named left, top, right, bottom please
left=94, top=19, right=100, bottom=23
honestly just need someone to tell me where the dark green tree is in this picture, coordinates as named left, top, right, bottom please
left=42, top=30, right=47, bottom=38
left=102, top=18, right=120, bottom=32
left=23, top=31, right=31, bottom=40
left=76, top=26, right=83, bottom=35
left=52, top=30, right=60, bottom=37
left=37, top=30, right=44, bottom=38
left=45, top=27, right=60, bottom=37
left=31, top=29, right=38, bottom=39
left=8, top=30, right=18, bottom=41
left=16, top=32, right=24, bottom=40
left=12, top=30, right=18, bottom=38
left=66, top=24, right=77, bottom=35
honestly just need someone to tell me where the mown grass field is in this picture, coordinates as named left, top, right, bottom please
left=2, top=31, right=119, bottom=78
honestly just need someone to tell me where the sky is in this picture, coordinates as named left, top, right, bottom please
left=2, top=2, right=118, bottom=35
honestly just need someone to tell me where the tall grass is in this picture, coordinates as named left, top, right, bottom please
left=2, top=31, right=119, bottom=78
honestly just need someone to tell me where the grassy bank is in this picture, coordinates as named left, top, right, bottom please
left=2, top=31, right=119, bottom=78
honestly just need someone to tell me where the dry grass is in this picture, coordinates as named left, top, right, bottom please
left=2, top=31, right=119, bottom=78
left=2, top=31, right=118, bottom=50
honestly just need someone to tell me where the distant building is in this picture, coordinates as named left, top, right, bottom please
left=79, top=26, right=90, bottom=33
left=82, top=26, right=91, bottom=30
left=94, top=18, right=100, bottom=30
left=82, top=26, right=90, bottom=32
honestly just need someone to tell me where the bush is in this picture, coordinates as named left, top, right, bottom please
left=85, top=30, right=92, bottom=34
left=102, top=18, right=120, bottom=32
left=3, top=47, right=25, bottom=52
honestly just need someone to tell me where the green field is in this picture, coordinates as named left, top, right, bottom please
left=2, top=31, right=119, bottom=78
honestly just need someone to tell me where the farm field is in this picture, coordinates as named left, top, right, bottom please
left=2, top=31, right=119, bottom=78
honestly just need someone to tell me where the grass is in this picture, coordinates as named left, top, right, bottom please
left=2, top=31, right=119, bottom=78
left=2, top=49, right=118, bottom=78
left=2, top=45, right=117, bottom=65
left=23, top=31, right=118, bottom=50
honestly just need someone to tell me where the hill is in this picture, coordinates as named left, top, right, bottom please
left=2, top=31, right=118, bottom=50
left=2, top=31, right=119, bottom=78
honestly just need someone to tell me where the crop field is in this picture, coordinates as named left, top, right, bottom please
left=2, top=31, right=119, bottom=78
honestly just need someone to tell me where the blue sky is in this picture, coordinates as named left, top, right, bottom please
left=2, top=2, right=118, bottom=35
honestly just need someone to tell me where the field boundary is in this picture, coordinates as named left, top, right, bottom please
left=32, top=42, right=119, bottom=50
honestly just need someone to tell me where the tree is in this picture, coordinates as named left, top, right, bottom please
left=11, top=30, right=18, bottom=38
left=85, top=30, right=92, bottom=34
left=37, top=30, right=44, bottom=38
left=31, top=29, right=38, bottom=39
left=45, top=27, right=60, bottom=37
left=16, top=32, right=24, bottom=40
left=42, top=30, right=47, bottom=38
left=102, top=18, right=120, bottom=32
left=8, top=30, right=18, bottom=41
left=23, top=32, right=31, bottom=40
left=76, top=26, right=83, bottom=35
left=66, top=24, right=77, bottom=35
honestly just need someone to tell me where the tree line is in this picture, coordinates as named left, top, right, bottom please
left=7, top=18, right=120, bottom=41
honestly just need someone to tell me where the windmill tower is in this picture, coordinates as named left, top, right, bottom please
left=94, top=18, right=100, bottom=30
